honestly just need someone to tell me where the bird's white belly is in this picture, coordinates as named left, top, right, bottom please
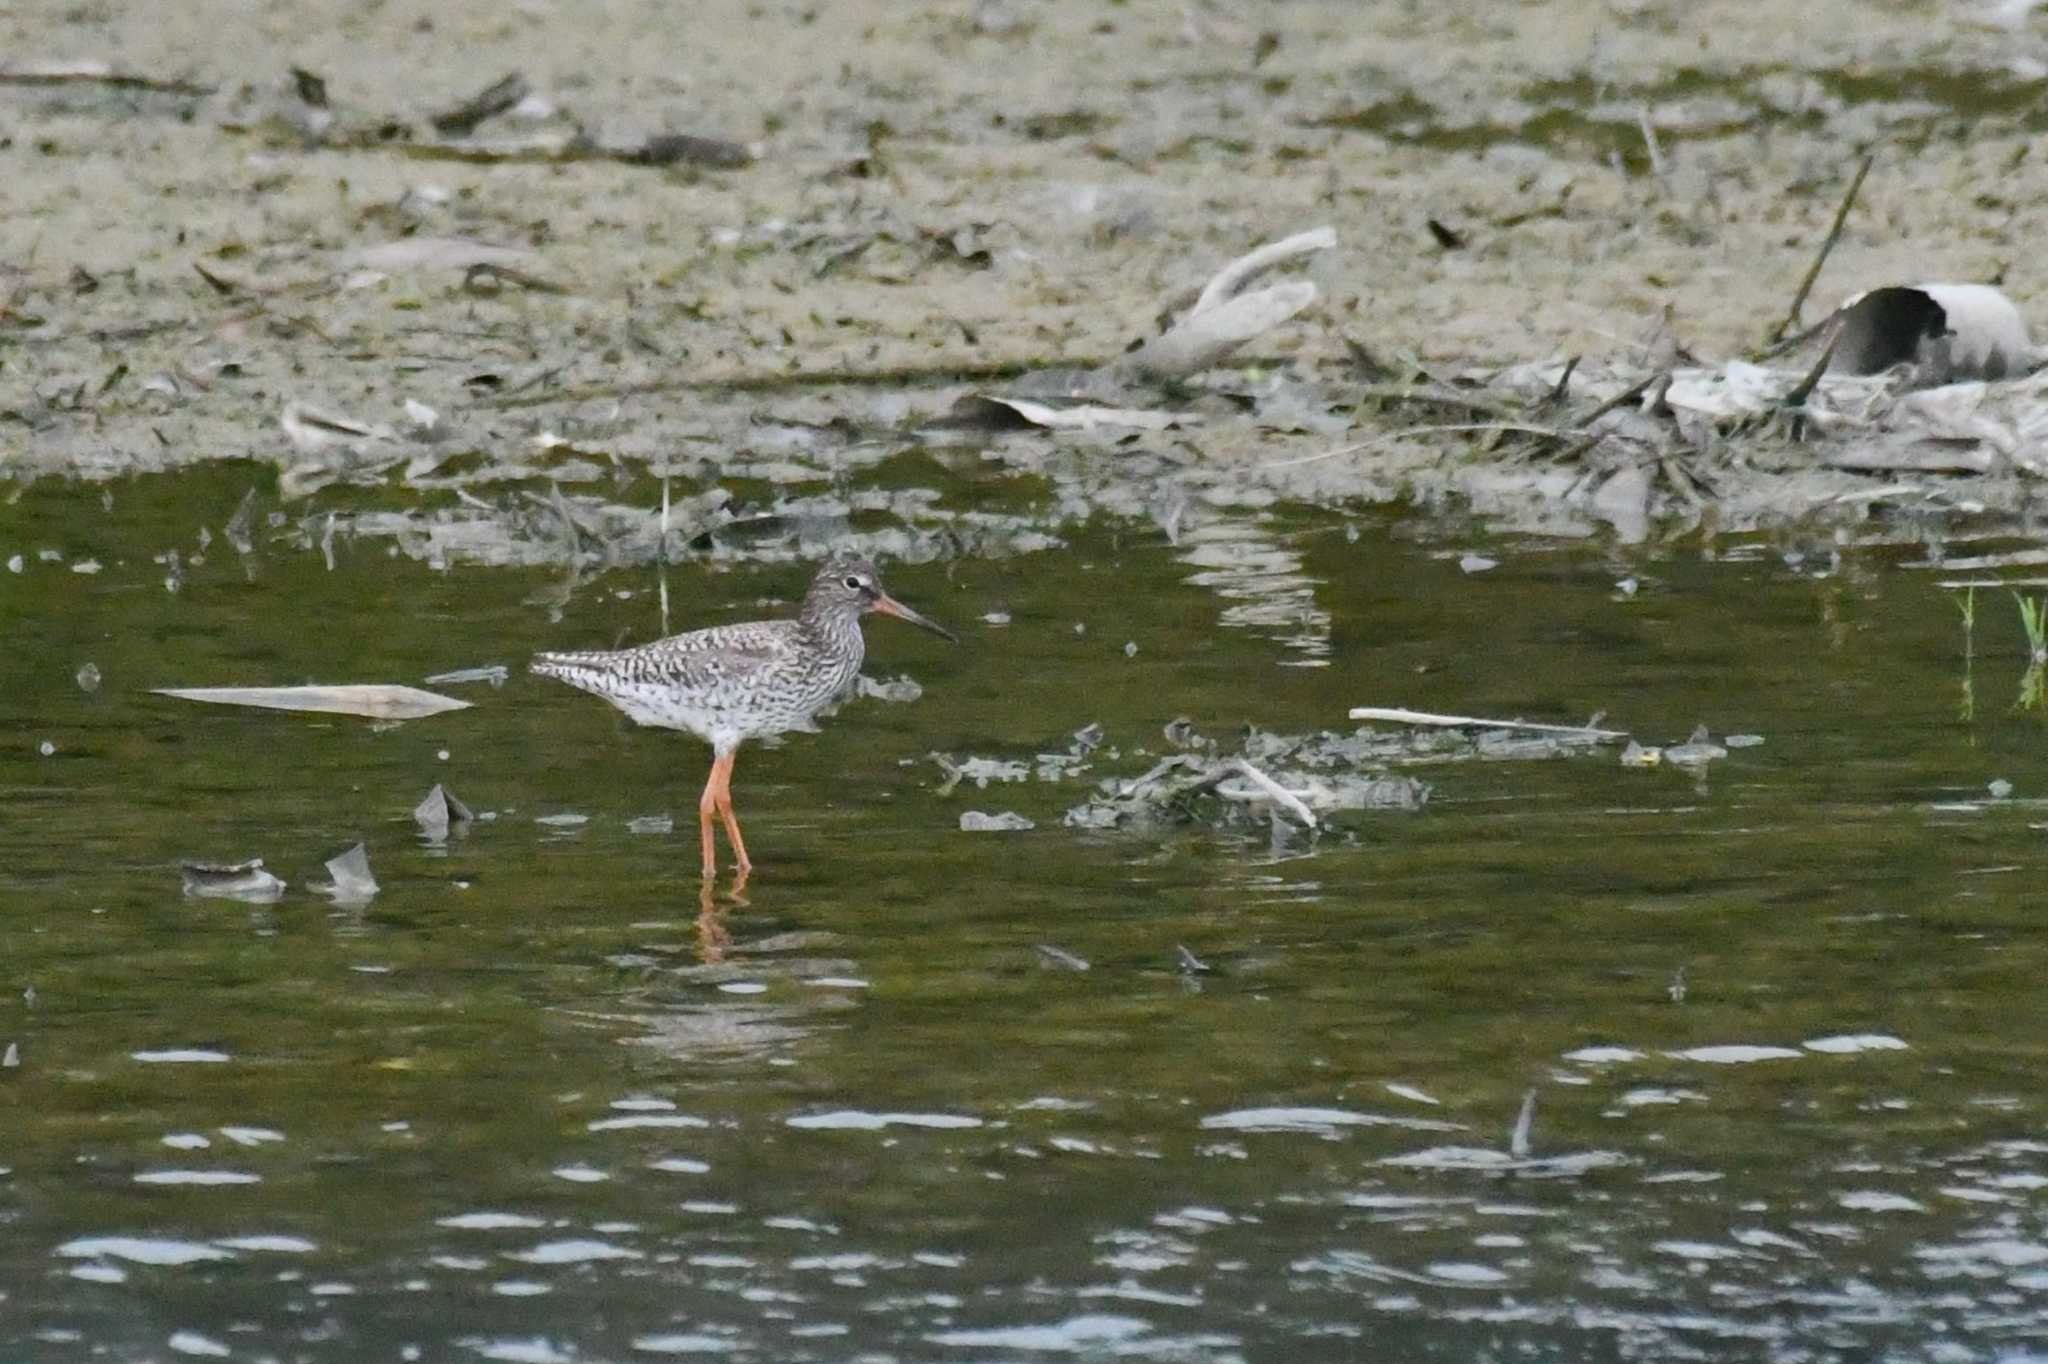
left=612, top=672, right=848, bottom=744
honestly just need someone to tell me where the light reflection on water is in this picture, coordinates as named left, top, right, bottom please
left=1176, top=517, right=1334, bottom=665
left=2, top=473, right=2047, bottom=1362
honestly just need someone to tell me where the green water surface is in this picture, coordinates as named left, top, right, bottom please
left=2, top=466, right=2045, bottom=1363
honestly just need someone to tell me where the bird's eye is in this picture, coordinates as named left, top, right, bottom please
left=843, top=575, right=863, bottom=591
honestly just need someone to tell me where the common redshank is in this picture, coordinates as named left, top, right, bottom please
left=531, top=555, right=956, bottom=878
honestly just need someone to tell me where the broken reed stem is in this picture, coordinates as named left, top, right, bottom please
left=1349, top=706, right=1630, bottom=741
left=1752, top=314, right=1831, bottom=363
left=1772, top=153, right=1874, bottom=343
left=1548, top=370, right=1664, bottom=462
left=1267, top=421, right=1570, bottom=469
left=1353, top=384, right=1521, bottom=421
left=1229, top=758, right=1320, bottom=828
left=1780, top=322, right=1843, bottom=409
left=1637, top=106, right=1667, bottom=181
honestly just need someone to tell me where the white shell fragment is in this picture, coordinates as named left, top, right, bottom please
left=179, top=859, right=287, bottom=903
left=154, top=685, right=473, bottom=719
left=1832, top=283, right=2031, bottom=381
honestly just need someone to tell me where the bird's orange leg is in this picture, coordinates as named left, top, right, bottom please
left=714, top=752, right=753, bottom=876
left=697, top=756, right=725, bottom=879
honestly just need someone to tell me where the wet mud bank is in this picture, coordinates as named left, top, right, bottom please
left=7, top=0, right=2048, bottom=553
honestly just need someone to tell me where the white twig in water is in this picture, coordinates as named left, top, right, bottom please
left=1509, top=1088, right=1537, bottom=1158
left=1349, top=706, right=1629, bottom=741
left=1231, top=758, right=1320, bottom=828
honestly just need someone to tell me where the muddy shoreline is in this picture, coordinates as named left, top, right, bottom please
left=6, top=0, right=2048, bottom=547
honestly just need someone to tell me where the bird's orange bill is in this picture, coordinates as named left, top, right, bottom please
left=870, top=593, right=958, bottom=643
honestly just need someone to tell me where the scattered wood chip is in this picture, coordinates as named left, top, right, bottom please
left=430, top=71, right=530, bottom=136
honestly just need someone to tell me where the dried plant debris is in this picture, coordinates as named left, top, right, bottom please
left=935, top=712, right=1640, bottom=833
left=428, top=72, right=531, bottom=137
left=1491, top=349, right=2048, bottom=482
left=1064, top=739, right=1430, bottom=832
left=414, top=784, right=475, bottom=842
left=960, top=810, right=1035, bottom=832
left=206, top=65, right=752, bottom=170
left=932, top=755, right=1033, bottom=794
left=154, top=684, right=472, bottom=720
left=858, top=674, right=924, bottom=703
left=1662, top=725, right=1729, bottom=767
left=954, top=226, right=1334, bottom=429
left=1113, top=226, right=1336, bottom=383
left=180, top=858, right=287, bottom=903
left=1622, top=725, right=1734, bottom=768
left=317, top=843, right=379, bottom=904
left=0, top=60, right=212, bottom=96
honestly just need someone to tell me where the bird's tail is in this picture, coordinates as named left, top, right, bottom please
left=530, top=651, right=612, bottom=693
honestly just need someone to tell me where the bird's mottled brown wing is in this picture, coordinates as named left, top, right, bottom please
left=531, top=620, right=804, bottom=730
